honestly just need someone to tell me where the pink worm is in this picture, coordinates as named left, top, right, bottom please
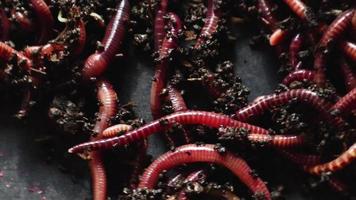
left=0, top=42, right=32, bottom=70
left=235, top=89, right=344, bottom=128
left=194, top=0, right=221, bottom=49
left=102, top=124, right=132, bottom=138
left=30, top=0, right=54, bottom=44
left=282, top=0, right=315, bottom=22
left=150, top=13, right=181, bottom=119
left=314, top=9, right=355, bottom=85
left=82, top=0, right=130, bottom=80
left=282, top=70, right=315, bottom=86
left=247, top=134, right=305, bottom=148
left=289, top=33, right=304, bottom=71
left=89, top=80, right=118, bottom=200
left=0, top=9, right=10, bottom=41
left=68, top=110, right=271, bottom=153
left=138, top=144, right=271, bottom=200
left=11, top=10, right=34, bottom=33
left=305, top=143, right=356, bottom=175
left=339, top=58, right=356, bottom=91
left=339, top=41, right=356, bottom=62
left=72, top=19, right=87, bottom=56
left=154, top=0, right=168, bottom=51
left=331, top=88, right=356, bottom=116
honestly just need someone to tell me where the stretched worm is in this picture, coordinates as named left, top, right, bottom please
left=137, top=144, right=271, bottom=200
left=102, top=124, right=132, bottom=138
left=282, top=70, right=315, bottom=86
left=194, top=0, right=221, bottom=49
left=0, top=9, right=10, bottom=41
left=339, top=41, right=356, bottom=62
left=30, top=0, right=54, bottom=44
left=82, top=0, right=130, bottom=80
left=305, top=143, right=356, bottom=175
left=0, top=42, right=32, bottom=70
left=235, top=89, right=343, bottom=128
left=339, top=58, right=356, bottom=91
left=154, top=0, right=168, bottom=50
left=314, top=9, right=355, bottom=84
left=72, top=19, right=86, bottom=56
left=150, top=13, right=181, bottom=119
left=331, top=88, right=356, bottom=116
left=289, top=33, right=304, bottom=71
left=89, top=80, right=118, bottom=200
left=68, top=110, right=271, bottom=153
left=247, top=133, right=305, bottom=148
left=281, top=0, right=315, bottom=23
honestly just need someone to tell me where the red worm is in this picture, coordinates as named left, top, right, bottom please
left=269, top=29, right=288, bottom=46
left=72, top=19, right=86, bottom=56
left=280, top=151, right=321, bottom=166
left=0, top=42, right=32, bottom=70
left=154, top=0, right=168, bottom=51
left=282, top=0, right=314, bottom=22
left=331, top=88, right=356, bottom=116
left=339, top=41, right=356, bottom=62
left=194, top=0, right=221, bottom=49
left=289, top=33, right=304, bottom=71
left=0, top=9, right=10, bottom=41
left=137, top=144, right=271, bottom=200
left=247, top=134, right=305, bottom=148
left=282, top=70, right=315, bottom=86
left=23, top=43, right=65, bottom=60
left=235, top=89, right=343, bottom=128
left=30, top=0, right=54, bottom=44
left=11, top=10, right=34, bottom=33
left=314, top=9, right=355, bottom=84
left=68, top=110, right=271, bottom=153
left=305, top=143, right=356, bottom=175
left=339, top=58, right=356, bottom=91
left=150, top=13, right=181, bottom=119
left=102, top=124, right=132, bottom=138
left=89, top=80, right=118, bottom=200
left=82, top=0, right=130, bottom=80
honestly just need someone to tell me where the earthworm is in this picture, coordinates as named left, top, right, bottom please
left=0, top=42, right=32, bottom=70
left=305, top=143, right=356, bottom=175
left=247, top=133, right=305, bottom=148
left=154, top=0, right=168, bottom=50
left=102, top=124, right=132, bottom=138
left=150, top=13, right=181, bottom=119
left=23, top=43, right=65, bottom=60
left=89, top=80, right=118, bottom=200
left=281, top=0, right=315, bottom=23
left=282, top=70, right=315, bottom=86
left=289, top=33, right=304, bottom=71
left=235, top=89, right=343, bottom=128
left=72, top=19, right=86, bottom=56
left=280, top=150, right=321, bottom=166
left=68, top=110, right=271, bottom=153
left=339, top=58, right=356, bottom=91
left=331, top=88, right=356, bottom=116
left=194, top=0, right=221, bottom=49
left=339, top=41, right=356, bottom=62
left=269, top=29, right=288, bottom=46
left=30, top=0, right=54, bottom=44
left=137, top=144, right=271, bottom=200
left=82, top=0, right=130, bottom=80
left=0, top=9, right=10, bottom=41
left=11, top=10, right=34, bottom=33
left=314, top=9, right=355, bottom=84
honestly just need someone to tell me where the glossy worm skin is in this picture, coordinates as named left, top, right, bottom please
left=102, top=124, right=132, bottom=138
left=11, top=10, right=34, bottom=33
left=89, top=80, right=118, bottom=200
left=154, top=0, right=168, bottom=50
left=269, top=29, right=288, bottom=46
left=194, top=0, right=220, bottom=49
left=282, top=0, right=314, bottom=22
left=138, top=144, right=271, bottom=200
left=331, top=88, right=356, bottom=116
left=150, top=13, right=181, bottom=119
left=0, top=42, right=32, bottom=70
left=306, top=143, right=356, bottom=175
left=0, top=9, right=10, bottom=41
left=235, top=89, right=343, bottom=128
left=340, top=41, right=356, bottom=62
left=314, top=9, right=355, bottom=84
left=82, top=0, right=130, bottom=80
left=68, top=110, right=271, bottom=153
left=282, top=70, right=315, bottom=86
left=339, top=58, right=356, bottom=91
left=289, top=33, right=304, bottom=71
left=30, top=0, right=54, bottom=44
left=72, top=19, right=86, bottom=56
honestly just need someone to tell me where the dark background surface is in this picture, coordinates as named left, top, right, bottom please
left=0, top=23, right=344, bottom=200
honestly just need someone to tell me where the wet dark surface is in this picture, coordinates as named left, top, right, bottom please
left=0, top=25, right=344, bottom=199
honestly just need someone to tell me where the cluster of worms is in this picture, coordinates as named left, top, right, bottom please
left=0, top=0, right=355, bottom=199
